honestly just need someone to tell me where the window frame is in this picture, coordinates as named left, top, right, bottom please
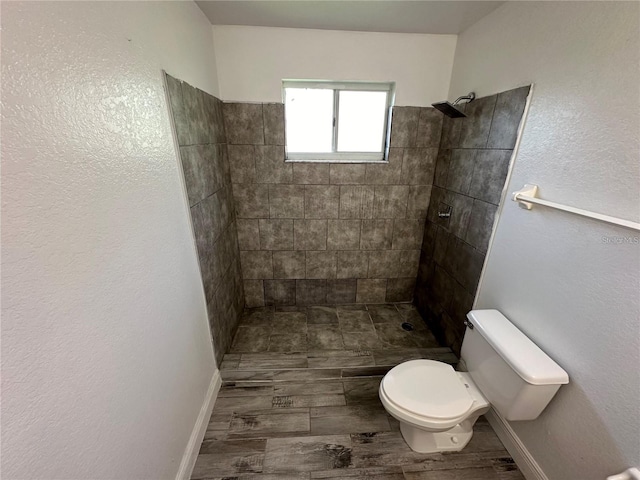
left=282, top=80, right=396, bottom=163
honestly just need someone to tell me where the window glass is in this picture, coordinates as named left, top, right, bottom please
left=337, top=90, right=388, bottom=153
left=284, top=88, right=333, bottom=153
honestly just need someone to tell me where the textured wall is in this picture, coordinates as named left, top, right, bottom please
left=165, top=74, right=244, bottom=366
left=449, top=2, right=640, bottom=478
left=1, top=2, right=219, bottom=479
left=414, top=86, right=529, bottom=354
left=225, top=103, right=442, bottom=306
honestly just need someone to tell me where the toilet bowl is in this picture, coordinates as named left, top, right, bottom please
left=379, top=359, right=489, bottom=453
left=379, top=309, right=569, bottom=454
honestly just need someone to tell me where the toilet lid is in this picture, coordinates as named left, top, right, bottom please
left=382, top=360, right=473, bottom=419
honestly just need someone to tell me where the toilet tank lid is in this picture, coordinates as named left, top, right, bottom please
left=467, top=310, right=569, bottom=386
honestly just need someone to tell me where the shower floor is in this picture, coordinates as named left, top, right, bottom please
left=191, top=303, right=525, bottom=479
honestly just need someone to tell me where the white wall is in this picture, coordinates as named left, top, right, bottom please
left=450, top=2, right=640, bottom=479
left=212, top=25, right=457, bottom=106
left=1, top=2, right=220, bottom=479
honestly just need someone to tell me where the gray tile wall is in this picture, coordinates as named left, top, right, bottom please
left=165, top=73, right=245, bottom=365
left=225, top=103, right=441, bottom=307
left=414, top=86, right=530, bottom=354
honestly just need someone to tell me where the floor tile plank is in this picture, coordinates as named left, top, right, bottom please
left=263, top=435, right=353, bottom=473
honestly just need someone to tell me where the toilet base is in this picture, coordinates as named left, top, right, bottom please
left=399, top=419, right=475, bottom=454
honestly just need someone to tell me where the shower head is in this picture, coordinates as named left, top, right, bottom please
left=431, top=101, right=466, bottom=118
left=431, top=92, right=476, bottom=118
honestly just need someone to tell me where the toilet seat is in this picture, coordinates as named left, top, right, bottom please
left=380, top=360, right=474, bottom=429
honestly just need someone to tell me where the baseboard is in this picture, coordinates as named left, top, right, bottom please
left=175, top=370, right=221, bottom=480
left=486, top=408, right=548, bottom=480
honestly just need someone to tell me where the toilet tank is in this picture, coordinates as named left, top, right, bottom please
left=461, top=309, right=569, bottom=421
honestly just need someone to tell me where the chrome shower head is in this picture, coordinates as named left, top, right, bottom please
left=431, top=92, right=476, bottom=118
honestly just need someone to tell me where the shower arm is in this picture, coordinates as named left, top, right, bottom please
left=453, top=92, right=476, bottom=105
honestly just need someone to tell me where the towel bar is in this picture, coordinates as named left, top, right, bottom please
left=512, top=184, right=640, bottom=232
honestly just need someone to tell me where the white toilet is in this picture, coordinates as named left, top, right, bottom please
left=379, top=309, right=569, bottom=453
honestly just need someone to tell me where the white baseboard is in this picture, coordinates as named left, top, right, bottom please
left=486, top=408, right=548, bottom=480
left=175, top=370, right=221, bottom=480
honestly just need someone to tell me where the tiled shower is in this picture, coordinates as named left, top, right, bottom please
left=226, top=102, right=441, bottom=307
left=165, top=72, right=529, bottom=359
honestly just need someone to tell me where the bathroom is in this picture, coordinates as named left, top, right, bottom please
left=2, top=2, right=638, bottom=480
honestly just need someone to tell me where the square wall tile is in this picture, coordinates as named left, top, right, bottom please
left=440, top=107, right=465, bottom=149
left=390, top=106, right=420, bottom=147
left=449, top=278, right=474, bottom=326
left=233, top=183, right=269, bottom=218
left=244, top=280, right=265, bottom=308
left=431, top=265, right=456, bottom=313
left=329, top=163, right=366, bottom=184
left=392, top=219, right=425, bottom=250
left=367, top=250, right=401, bottom=278
left=294, top=219, right=327, bottom=250
left=453, top=240, right=485, bottom=294
left=214, top=185, right=234, bottom=231
left=165, top=74, right=189, bottom=146
left=223, top=102, right=264, bottom=145
left=269, top=184, right=304, bottom=218
left=215, top=144, right=231, bottom=182
left=465, top=199, right=498, bottom=253
left=360, top=220, right=393, bottom=250
left=373, top=185, right=409, bottom=218
left=263, top=103, right=285, bottom=145
left=327, top=219, right=361, bottom=250
left=433, top=224, right=454, bottom=266
left=446, top=149, right=477, bottom=195
left=398, top=250, right=421, bottom=278
left=339, top=186, right=375, bottom=219
left=264, top=279, right=296, bottom=306
left=273, top=251, right=306, bottom=279
left=326, top=279, right=357, bottom=304
left=420, top=221, right=438, bottom=260
left=204, top=93, right=226, bottom=144
left=336, top=251, right=369, bottom=279
left=179, top=145, right=216, bottom=207
left=181, top=83, right=208, bottom=145
left=406, top=185, right=432, bottom=220
left=356, top=279, right=387, bottom=303
left=459, top=95, right=497, bottom=148
left=259, top=219, right=293, bottom=250
left=306, top=251, right=337, bottom=279
left=416, top=107, right=444, bottom=148
left=192, top=193, right=220, bottom=247
left=401, top=148, right=438, bottom=185
left=487, top=86, right=530, bottom=149
left=236, top=219, right=260, bottom=250
left=240, top=250, right=273, bottom=279
left=433, top=190, right=474, bottom=241
left=364, top=148, right=403, bottom=184
left=305, top=185, right=340, bottom=218
left=293, top=163, right=330, bottom=184
left=228, top=145, right=256, bottom=184
left=255, top=145, right=291, bottom=183
left=434, top=149, right=451, bottom=188
left=468, top=149, right=512, bottom=205
left=296, top=279, right=327, bottom=305
left=386, top=278, right=416, bottom=302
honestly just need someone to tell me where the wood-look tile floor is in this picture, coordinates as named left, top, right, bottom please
left=192, top=303, right=524, bottom=480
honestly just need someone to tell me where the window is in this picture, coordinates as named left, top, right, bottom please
left=283, top=80, right=395, bottom=162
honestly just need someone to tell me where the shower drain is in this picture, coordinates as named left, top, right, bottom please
left=401, top=322, right=414, bottom=332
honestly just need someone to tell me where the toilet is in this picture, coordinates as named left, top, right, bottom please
left=379, top=309, right=569, bottom=453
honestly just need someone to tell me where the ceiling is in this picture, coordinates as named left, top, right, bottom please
left=196, top=1, right=505, bottom=35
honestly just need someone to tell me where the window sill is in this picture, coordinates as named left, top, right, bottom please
left=285, top=158, right=388, bottom=164
left=285, top=152, right=389, bottom=164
